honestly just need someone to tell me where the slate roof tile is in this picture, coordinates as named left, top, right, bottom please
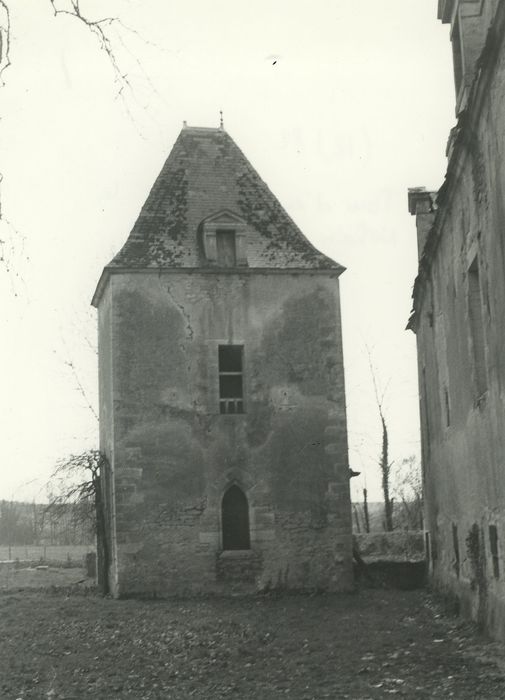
left=107, top=126, right=343, bottom=272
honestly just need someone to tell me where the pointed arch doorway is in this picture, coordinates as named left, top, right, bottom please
left=221, top=485, right=251, bottom=550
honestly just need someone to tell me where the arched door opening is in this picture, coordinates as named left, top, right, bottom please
left=222, top=485, right=251, bottom=550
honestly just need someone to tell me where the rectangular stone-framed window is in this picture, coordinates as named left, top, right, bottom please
left=421, top=366, right=431, bottom=459
left=489, top=524, right=500, bottom=579
left=451, top=16, right=464, bottom=97
left=444, top=385, right=451, bottom=428
left=219, top=345, right=244, bottom=414
left=467, top=255, right=487, bottom=398
left=452, top=523, right=460, bottom=578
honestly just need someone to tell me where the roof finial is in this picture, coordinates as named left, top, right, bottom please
left=183, top=120, right=187, bottom=128
left=219, top=110, right=224, bottom=130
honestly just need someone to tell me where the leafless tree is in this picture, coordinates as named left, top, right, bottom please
left=366, top=346, right=394, bottom=531
left=45, top=450, right=100, bottom=534
left=45, top=449, right=110, bottom=589
left=392, top=455, right=423, bottom=530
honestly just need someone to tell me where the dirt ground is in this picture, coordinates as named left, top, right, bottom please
left=1, top=583, right=505, bottom=699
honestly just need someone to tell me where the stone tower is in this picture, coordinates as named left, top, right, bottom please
left=92, top=124, right=352, bottom=597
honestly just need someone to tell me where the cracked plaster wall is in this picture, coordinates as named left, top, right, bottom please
left=98, top=271, right=352, bottom=596
left=414, top=17, right=505, bottom=638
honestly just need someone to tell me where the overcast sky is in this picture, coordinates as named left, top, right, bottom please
left=0, top=0, right=454, bottom=503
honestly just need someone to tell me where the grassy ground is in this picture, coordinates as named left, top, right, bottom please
left=1, top=586, right=505, bottom=699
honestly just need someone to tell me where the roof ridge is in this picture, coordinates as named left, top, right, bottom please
left=182, top=125, right=222, bottom=133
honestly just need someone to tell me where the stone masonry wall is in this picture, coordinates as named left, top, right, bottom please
left=97, top=282, right=117, bottom=594
left=100, top=270, right=352, bottom=596
left=414, top=14, right=505, bottom=638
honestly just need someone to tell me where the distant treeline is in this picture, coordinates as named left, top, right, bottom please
left=352, top=500, right=423, bottom=533
left=0, top=500, right=93, bottom=546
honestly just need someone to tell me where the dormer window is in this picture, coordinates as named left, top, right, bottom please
left=201, top=209, right=247, bottom=266
left=216, top=230, right=237, bottom=267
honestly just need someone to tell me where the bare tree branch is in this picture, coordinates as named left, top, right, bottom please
left=0, top=0, right=11, bottom=85
left=0, top=175, right=28, bottom=292
left=49, top=0, right=132, bottom=101
left=365, top=343, right=390, bottom=416
left=45, top=449, right=103, bottom=535
left=58, top=320, right=98, bottom=421
left=64, top=357, right=98, bottom=421
left=0, top=3, right=13, bottom=277
left=0, top=2, right=160, bottom=274
left=392, top=455, right=423, bottom=530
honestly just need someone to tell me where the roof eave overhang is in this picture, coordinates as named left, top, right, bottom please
left=438, top=0, right=456, bottom=23
left=91, top=268, right=110, bottom=308
left=406, top=312, right=418, bottom=334
left=91, top=263, right=346, bottom=307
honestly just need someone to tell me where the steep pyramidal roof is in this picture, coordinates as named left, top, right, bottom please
left=104, top=125, right=343, bottom=274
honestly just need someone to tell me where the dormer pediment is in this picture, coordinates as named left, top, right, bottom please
left=204, top=209, right=245, bottom=227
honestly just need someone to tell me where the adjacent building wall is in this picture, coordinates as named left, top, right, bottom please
left=99, top=270, right=352, bottom=596
left=409, top=1, right=505, bottom=638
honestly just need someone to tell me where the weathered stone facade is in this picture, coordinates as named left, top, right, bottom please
left=408, top=0, right=505, bottom=638
left=93, top=126, right=352, bottom=597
